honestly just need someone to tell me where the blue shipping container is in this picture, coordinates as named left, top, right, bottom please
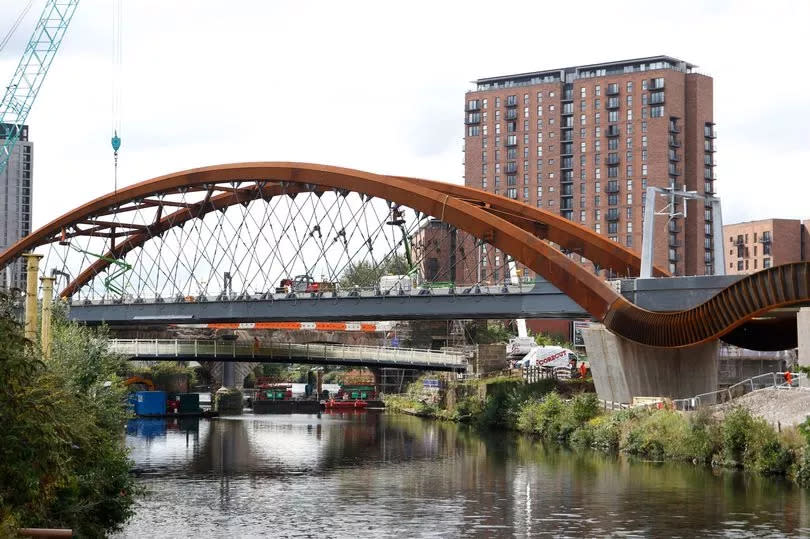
left=134, top=391, right=167, bottom=416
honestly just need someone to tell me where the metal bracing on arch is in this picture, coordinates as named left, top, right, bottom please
left=1, top=162, right=809, bottom=350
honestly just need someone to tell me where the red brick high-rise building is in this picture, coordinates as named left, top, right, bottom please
left=723, top=219, right=810, bottom=275
left=463, top=56, right=717, bottom=277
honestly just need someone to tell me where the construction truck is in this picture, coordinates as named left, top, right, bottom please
left=276, top=275, right=335, bottom=294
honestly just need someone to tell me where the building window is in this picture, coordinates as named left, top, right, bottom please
left=650, top=105, right=664, bottom=118
left=626, top=234, right=633, bottom=246
left=595, top=85, right=601, bottom=96
left=626, top=81, right=633, bottom=93
left=626, top=193, right=632, bottom=205
left=467, top=126, right=480, bottom=136
left=764, top=258, right=771, bottom=268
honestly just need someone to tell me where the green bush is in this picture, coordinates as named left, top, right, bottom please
left=453, top=395, right=483, bottom=420
left=0, top=300, right=137, bottom=536
left=591, top=416, right=620, bottom=451
left=569, top=423, right=595, bottom=447
left=682, top=409, right=721, bottom=463
left=742, top=419, right=794, bottom=475
left=794, top=450, right=810, bottom=487
left=722, top=407, right=755, bottom=466
left=798, top=416, right=810, bottom=446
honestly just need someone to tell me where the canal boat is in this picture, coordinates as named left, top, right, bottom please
left=322, top=384, right=377, bottom=409
left=324, top=398, right=368, bottom=409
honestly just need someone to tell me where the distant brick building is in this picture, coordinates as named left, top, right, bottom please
left=464, top=55, right=717, bottom=277
left=723, top=219, right=810, bottom=275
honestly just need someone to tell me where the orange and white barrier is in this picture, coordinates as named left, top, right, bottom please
left=174, top=321, right=393, bottom=332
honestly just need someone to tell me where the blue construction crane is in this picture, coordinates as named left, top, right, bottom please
left=0, top=0, right=80, bottom=177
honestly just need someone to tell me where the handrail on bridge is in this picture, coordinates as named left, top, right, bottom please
left=109, top=338, right=467, bottom=367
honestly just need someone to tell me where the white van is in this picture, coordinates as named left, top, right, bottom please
left=379, top=275, right=412, bottom=294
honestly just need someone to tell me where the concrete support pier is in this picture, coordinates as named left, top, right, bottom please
left=212, top=362, right=244, bottom=415
left=214, top=386, right=243, bottom=415
left=799, top=308, right=810, bottom=367
left=582, top=323, right=718, bottom=404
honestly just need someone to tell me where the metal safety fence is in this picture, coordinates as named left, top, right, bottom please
left=109, top=338, right=467, bottom=370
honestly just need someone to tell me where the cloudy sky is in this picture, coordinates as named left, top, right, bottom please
left=0, top=0, right=808, bottom=228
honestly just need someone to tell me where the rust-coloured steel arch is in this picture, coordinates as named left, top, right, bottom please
left=50, top=177, right=669, bottom=297
left=400, top=177, right=670, bottom=278
left=0, top=163, right=622, bottom=321
left=1, top=162, right=808, bottom=350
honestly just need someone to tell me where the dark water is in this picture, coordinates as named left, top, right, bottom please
left=119, top=412, right=810, bottom=537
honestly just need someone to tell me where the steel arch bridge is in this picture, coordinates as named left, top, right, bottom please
left=1, top=162, right=808, bottom=350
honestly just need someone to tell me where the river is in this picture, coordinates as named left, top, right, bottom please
left=118, top=412, right=810, bottom=537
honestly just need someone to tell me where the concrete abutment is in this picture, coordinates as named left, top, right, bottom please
left=798, top=307, right=810, bottom=367
left=582, top=323, right=718, bottom=404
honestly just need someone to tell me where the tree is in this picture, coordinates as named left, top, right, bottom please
left=534, top=331, right=574, bottom=349
left=339, top=253, right=410, bottom=288
left=465, top=321, right=514, bottom=344
left=0, top=297, right=137, bottom=536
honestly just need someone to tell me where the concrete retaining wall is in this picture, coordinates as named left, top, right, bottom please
left=475, top=343, right=506, bottom=374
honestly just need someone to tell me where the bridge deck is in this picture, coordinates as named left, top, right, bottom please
left=111, top=339, right=468, bottom=371
left=71, top=282, right=589, bottom=324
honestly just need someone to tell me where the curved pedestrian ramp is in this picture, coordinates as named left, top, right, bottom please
left=109, top=339, right=467, bottom=372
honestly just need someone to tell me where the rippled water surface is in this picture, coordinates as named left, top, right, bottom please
left=119, top=412, right=810, bottom=537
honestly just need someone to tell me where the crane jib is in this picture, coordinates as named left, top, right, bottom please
left=0, top=0, right=80, bottom=177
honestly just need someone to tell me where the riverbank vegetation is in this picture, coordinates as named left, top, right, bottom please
left=384, top=375, right=810, bottom=488
left=0, top=299, right=137, bottom=536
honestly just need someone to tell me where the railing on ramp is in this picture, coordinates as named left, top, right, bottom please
left=109, top=339, right=467, bottom=370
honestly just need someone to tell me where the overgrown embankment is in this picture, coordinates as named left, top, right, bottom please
left=0, top=300, right=137, bottom=536
left=384, top=376, right=810, bottom=488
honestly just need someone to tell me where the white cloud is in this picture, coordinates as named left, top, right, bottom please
left=0, top=0, right=807, bottom=229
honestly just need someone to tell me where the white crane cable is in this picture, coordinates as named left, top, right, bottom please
left=111, top=0, right=123, bottom=192
left=0, top=0, right=35, bottom=53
